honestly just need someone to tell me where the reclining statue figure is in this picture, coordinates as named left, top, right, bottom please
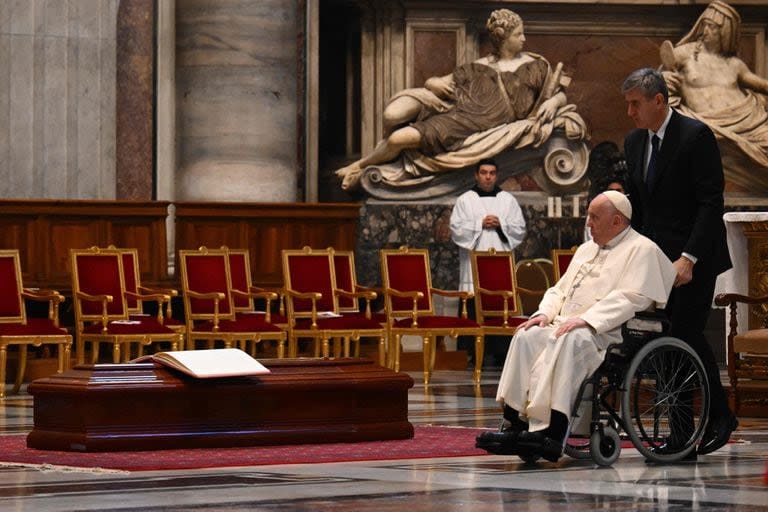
left=335, top=9, right=589, bottom=199
left=660, top=0, right=768, bottom=192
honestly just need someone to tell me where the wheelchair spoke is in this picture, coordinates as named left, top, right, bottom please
left=621, top=337, right=710, bottom=462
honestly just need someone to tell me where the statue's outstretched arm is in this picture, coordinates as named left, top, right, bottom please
left=425, top=73, right=455, bottom=100
left=738, top=62, right=768, bottom=96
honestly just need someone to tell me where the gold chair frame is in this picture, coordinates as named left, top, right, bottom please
left=0, top=249, right=72, bottom=398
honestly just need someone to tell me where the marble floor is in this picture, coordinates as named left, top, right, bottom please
left=1, top=368, right=767, bottom=511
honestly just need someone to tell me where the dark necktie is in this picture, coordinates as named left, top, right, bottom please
left=646, top=134, right=660, bottom=192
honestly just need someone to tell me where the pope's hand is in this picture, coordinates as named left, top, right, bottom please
left=554, top=317, right=588, bottom=337
left=518, top=314, right=550, bottom=331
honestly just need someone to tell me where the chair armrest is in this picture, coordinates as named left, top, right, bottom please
left=517, top=286, right=545, bottom=297
left=22, top=288, right=66, bottom=326
left=386, top=288, right=424, bottom=299
left=284, top=288, right=323, bottom=328
left=476, top=288, right=516, bottom=298
left=186, top=290, right=225, bottom=300
left=714, top=293, right=768, bottom=307
left=336, top=288, right=377, bottom=319
left=186, top=290, right=225, bottom=330
left=76, top=291, right=114, bottom=303
left=284, top=289, right=322, bottom=300
left=125, top=291, right=170, bottom=302
left=233, top=288, right=279, bottom=322
left=336, top=289, right=377, bottom=301
left=75, top=292, right=113, bottom=333
left=431, top=288, right=474, bottom=299
left=138, top=284, right=179, bottom=297
left=232, top=288, right=278, bottom=302
left=125, top=291, right=170, bottom=324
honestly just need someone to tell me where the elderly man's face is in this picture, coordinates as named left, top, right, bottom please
left=475, top=165, right=498, bottom=192
left=586, top=195, right=623, bottom=246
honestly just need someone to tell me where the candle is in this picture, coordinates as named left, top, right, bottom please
left=547, top=197, right=554, bottom=217
left=555, top=197, right=562, bottom=217
left=572, top=196, right=579, bottom=217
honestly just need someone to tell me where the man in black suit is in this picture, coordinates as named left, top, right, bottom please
left=622, top=67, right=737, bottom=457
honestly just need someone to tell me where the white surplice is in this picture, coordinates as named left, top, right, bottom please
left=495, top=227, right=676, bottom=432
left=450, top=189, right=526, bottom=292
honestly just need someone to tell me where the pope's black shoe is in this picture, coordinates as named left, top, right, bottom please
left=698, top=413, right=738, bottom=455
left=516, top=431, right=563, bottom=463
left=475, top=430, right=522, bottom=455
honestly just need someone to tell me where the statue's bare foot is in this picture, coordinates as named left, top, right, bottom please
left=335, top=163, right=362, bottom=190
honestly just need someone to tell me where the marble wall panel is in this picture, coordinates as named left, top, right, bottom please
left=411, top=30, right=457, bottom=88
left=0, top=0, right=118, bottom=200
left=175, top=0, right=299, bottom=202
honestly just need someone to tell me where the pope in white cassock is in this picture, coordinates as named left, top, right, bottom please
left=477, top=190, right=676, bottom=461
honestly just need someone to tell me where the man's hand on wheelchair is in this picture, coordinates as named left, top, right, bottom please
left=517, top=314, right=550, bottom=331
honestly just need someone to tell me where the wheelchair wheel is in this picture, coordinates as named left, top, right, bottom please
left=590, top=426, right=621, bottom=466
left=621, top=337, right=709, bottom=463
left=564, top=436, right=592, bottom=460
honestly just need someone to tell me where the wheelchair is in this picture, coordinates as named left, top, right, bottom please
left=511, top=312, right=711, bottom=466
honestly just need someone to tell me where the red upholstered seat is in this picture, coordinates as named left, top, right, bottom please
left=0, top=317, right=68, bottom=336
left=179, top=247, right=286, bottom=355
left=380, top=247, right=483, bottom=385
left=282, top=247, right=386, bottom=362
left=193, top=317, right=284, bottom=334
left=82, top=319, right=176, bottom=335
left=294, top=315, right=384, bottom=330
left=0, top=249, right=72, bottom=398
left=71, top=247, right=182, bottom=364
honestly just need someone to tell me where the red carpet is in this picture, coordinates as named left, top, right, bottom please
left=0, top=426, right=489, bottom=472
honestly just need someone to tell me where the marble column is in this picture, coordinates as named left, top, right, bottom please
left=175, top=0, right=299, bottom=202
left=0, top=0, right=118, bottom=199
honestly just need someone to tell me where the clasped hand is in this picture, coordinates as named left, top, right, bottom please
left=482, top=215, right=501, bottom=229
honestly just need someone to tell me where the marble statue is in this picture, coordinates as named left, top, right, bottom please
left=335, top=9, right=589, bottom=200
left=660, top=0, right=768, bottom=191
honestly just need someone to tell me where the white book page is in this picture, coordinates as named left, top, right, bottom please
left=154, top=348, right=270, bottom=378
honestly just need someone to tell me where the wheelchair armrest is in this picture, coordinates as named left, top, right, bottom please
left=623, top=309, right=669, bottom=343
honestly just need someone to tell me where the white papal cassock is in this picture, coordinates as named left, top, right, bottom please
left=450, top=189, right=526, bottom=292
left=496, top=227, right=676, bottom=432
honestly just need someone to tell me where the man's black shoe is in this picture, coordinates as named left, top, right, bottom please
left=698, top=413, right=738, bottom=455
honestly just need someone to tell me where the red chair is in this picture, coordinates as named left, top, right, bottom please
left=471, top=248, right=530, bottom=339
left=179, top=247, right=286, bottom=356
left=282, top=246, right=385, bottom=363
left=552, top=248, right=577, bottom=283
left=332, top=249, right=387, bottom=358
left=380, top=246, right=483, bottom=385
left=109, top=247, right=186, bottom=347
left=70, top=247, right=182, bottom=364
left=0, top=250, right=72, bottom=398
left=226, top=248, right=288, bottom=327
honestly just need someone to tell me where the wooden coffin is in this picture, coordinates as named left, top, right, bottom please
left=27, top=358, right=414, bottom=452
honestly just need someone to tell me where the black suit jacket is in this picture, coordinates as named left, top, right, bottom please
left=624, top=110, right=731, bottom=278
